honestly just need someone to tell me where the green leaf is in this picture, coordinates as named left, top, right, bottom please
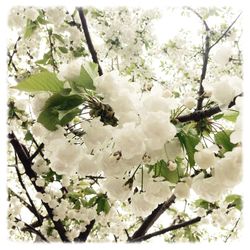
left=72, top=63, right=98, bottom=91
left=177, top=130, right=200, bottom=167
left=37, top=15, right=49, bottom=25
left=213, top=113, right=224, bottom=120
left=214, top=130, right=236, bottom=152
left=58, top=46, right=68, bottom=53
left=82, top=187, right=97, bottom=195
left=24, top=130, right=33, bottom=141
left=37, top=108, right=60, bottom=131
left=223, top=111, right=239, bottom=122
left=53, top=34, right=65, bottom=44
left=59, top=108, right=81, bottom=126
left=15, top=71, right=64, bottom=93
left=84, top=62, right=99, bottom=80
left=72, top=46, right=87, bottom=57
left=35, top=51, right=52, bottom=65
left=24, top=19, right=39, bottom=38
left=225, top=194, right=243, bottom=210
left=44, top=93, right=84, bottom=111
left=148, top=160, right=183, bottom=183
left=38, top=94, right=84, bottom=130
left=194, top=199, right=210, bottom=209
left=96, top=195, right=110, bottom=214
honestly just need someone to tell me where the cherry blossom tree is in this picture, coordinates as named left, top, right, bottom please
left=7, top=6, right=243, bottom=242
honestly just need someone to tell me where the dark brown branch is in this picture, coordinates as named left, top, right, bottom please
left=9, top=188, right=39, bottom=218
left=74, top=219, right=95, bottom=242
left=209, top=12, right=242, bottom=50
left=15, top=218, right=48, bottom=242
left=187, top=7, right=210, bottom=111
left=77, top=7, right=103, bottom=76
left=130, top=216, right=201, bottom=242
left=176, top=93, right=242, bottom=123
left=9, top=132, right=69, bottom=242
left=29, top=143, right=44, bottom=162
left=14, top=153, right=43, bottom=224
left=130, top=194, right=176, bottom=240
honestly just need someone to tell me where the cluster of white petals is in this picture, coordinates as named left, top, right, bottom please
left=192, top=147, right=242, bottom=202
left=205, top=75, right=242, bottom=108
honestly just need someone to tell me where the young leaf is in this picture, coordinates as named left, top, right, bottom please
left=58, top=46, right=68, bottom=53
left=72, top=62, right=98, bottom=91
left=24, top=19, right=39, bottom=38
left=59, top=108, right=81, bottom=126
left=15, top=71, right=64, bottom=93
left=223, top=111, right=239, bottom=122
left=38, top=94, right=84, bottom=130
left=214, top=130, right=236, bottom=152
left=148, top=160, right=183, bottom=184
left=43, top=93, right=84, bottom=111
left=177, top=130, right=200, bottom=167
left=53, top=33, right=65, bottom=44
left=96, top=195, right=110, bottom=214
left=225, top=194, right=242, bottom=210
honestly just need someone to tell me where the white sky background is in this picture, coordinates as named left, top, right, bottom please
left=1, top=0, right=250, bottom=250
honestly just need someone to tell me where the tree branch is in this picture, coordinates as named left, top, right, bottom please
left=29, top=143, right=44, bottom=162
left=15, top=218, right=48, bottom=242
left=74, top=219, right=95, bottom=242
left=9, top=188, right=40, bottom=219
left=209, top=12, right=242, bottom=50
left=9, top=132, right=69, bottom=242
left=14, top=153, right=43, bottom=224
left=8, top=36, right=21, bottom=67
left=176, top=93, right=242, bottom=123
left=77, top=7, right=103, bottom=76
left=130, top=216, right=201, bottom=242
left=186, top=7, right=210, bottom=111
left=129, top=194, right=176, bottom=240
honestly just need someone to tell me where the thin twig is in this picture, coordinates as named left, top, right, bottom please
left=8, top=36, right=21, bottom=67
left=77, top=7, right=103, bottom=76
left=14, top=153, right=43, bottom=224
left=15, top=218, right=48, bottom=242
left=209, top=12, right=242, bottom=50
left=186, top=7, right=210, bottom=111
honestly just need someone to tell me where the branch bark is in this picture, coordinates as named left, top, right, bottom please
left=77, top=7, right=103, bottom=76
left=209, top=12, right=242, bottom=50
left=8, top=36, right=21, bottom=67
left=74, top=219, right=95, bottom=242
left=130, top=194, right=176, bottom=241
left=9, top=132, right=70, bottom=242
left=176, top=93, right=242, bottom=123
left=130, top=216, right=201, bottom=242
left=186, top=7, right=210, bottom=111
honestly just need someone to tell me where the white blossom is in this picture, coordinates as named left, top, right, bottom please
left=194, top=148, right=216, bottom=169
left=58, top=59, right=82, bottom=81
left=174, top=182, right=190, bottom=199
